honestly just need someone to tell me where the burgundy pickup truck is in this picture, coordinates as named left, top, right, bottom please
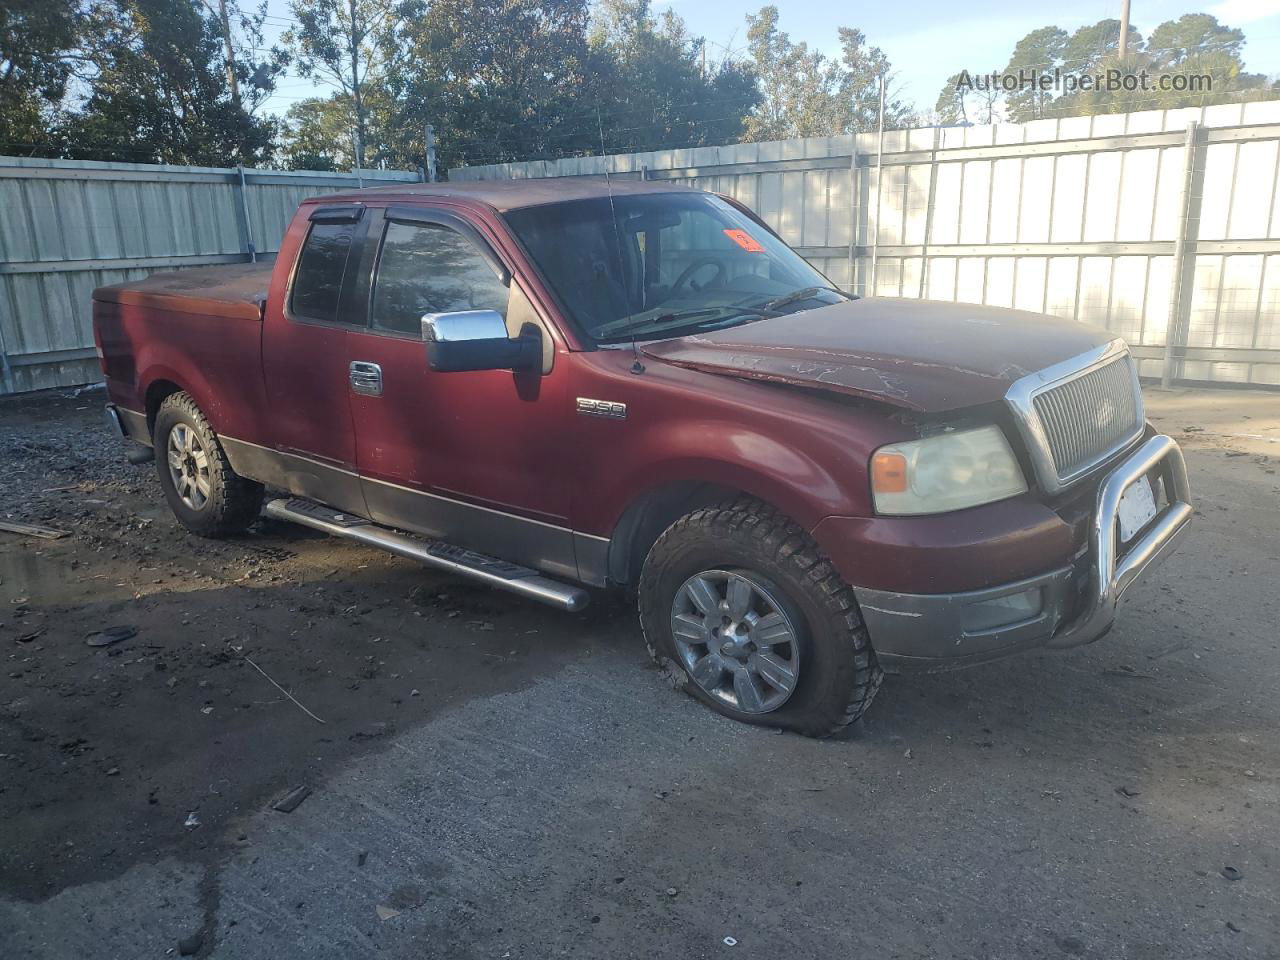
left=93, top=179, right=1192, bottom=736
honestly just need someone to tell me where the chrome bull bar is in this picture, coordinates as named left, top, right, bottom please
left=1048, top=434, right=1193, bottom=648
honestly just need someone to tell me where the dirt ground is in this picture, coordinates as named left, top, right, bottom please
left=0, top=385, right=1277, bottom=959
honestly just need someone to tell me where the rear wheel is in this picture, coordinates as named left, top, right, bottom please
left=639, top=497, right=882, bottom=737
left=153, top=392, right=263, bottom=537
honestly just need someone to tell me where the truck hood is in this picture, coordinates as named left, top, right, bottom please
left=639, top=297, right=1115, bottom=413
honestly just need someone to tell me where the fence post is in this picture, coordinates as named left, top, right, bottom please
left=0, top=321, right=13, bottom=395
left=918, top=125, right=940, bottom=299
left=235, top=165, right=257, bottom=263
left=870, top=72, right=886, bottom=296
left=847, top=136, right=858, bottom=294
left=1162, top=120, right=1204, bottom=388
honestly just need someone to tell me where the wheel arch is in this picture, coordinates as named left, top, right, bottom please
left=604, top=465, right=820, bottom=588
left=136, top=357, right=222, bottom=440
left=143, top=378, right=185, bottom=436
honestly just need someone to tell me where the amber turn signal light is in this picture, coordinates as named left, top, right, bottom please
left=871, top=451, right=909, bottom=494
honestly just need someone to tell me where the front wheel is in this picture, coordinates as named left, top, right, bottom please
left=639, top=498, right=882, bottom=737
left=153, top=392, right=263, bottom=537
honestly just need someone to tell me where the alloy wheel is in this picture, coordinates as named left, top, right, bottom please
left=166, top=423, right=212, bottom=511
left=669, top=569, right=800, bottom=714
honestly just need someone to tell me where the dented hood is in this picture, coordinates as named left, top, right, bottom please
left=640, top=297, right=1115, bottom=413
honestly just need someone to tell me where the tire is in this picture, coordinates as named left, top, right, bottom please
left=153, top=392, right=263, bottom=537
left=638, top=497, right=881, bottom=737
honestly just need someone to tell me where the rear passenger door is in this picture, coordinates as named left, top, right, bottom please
left=261, top=204, right=371, bottom=515
left=345, top=205, right=577, bottom=579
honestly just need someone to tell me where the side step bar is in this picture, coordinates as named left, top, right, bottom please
left=263, top=498, right=590, bottom=612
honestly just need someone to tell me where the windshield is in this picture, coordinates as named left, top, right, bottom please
left=504, top=192, right=849, bottom=344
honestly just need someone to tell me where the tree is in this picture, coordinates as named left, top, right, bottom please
left=835, top=27, right=913, bottom=132
left=935, top=71, right=999, bottom=126
left=1059, top=18, right=1141, bottom=75
left=388, top=0, right=597, bottom=170
left=1002, top=26, right=1066, bottom=122
left=0, top=0, right=88, bottom=153
left=934, top=73, right=969, bottom=125
left=743, top=5, right=836, bottom=140
left=742, top=6, right=908, bottom=142
left=585, top=0, right=758, bottom=154
left=58, top=0, right=281, bottom=164
left=1143, top=12, right=1269, bottom=108
left=280, top=95, right=353, bottom=169
left=285, top=0, right=400, bottom=168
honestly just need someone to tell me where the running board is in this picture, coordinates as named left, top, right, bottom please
left=263, top=498, right=590, bottom=612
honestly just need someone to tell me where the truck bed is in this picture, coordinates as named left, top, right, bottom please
left=93, top=262, right=274, bottom=322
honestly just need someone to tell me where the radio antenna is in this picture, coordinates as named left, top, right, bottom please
left=596, top=106, right=639, bottom=373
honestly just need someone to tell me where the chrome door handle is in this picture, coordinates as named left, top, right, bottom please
left=349, top=361, right=383, bottom=397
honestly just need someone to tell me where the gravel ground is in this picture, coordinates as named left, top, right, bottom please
left=0, top=385, right=1277, bottom=959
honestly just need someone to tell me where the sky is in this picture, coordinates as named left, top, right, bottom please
left=257, top=0, right=1280, bottom=122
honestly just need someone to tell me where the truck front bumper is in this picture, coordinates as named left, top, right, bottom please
left=855, top=434, right=1193, bottom=668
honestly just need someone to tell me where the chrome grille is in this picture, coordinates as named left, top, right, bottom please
left=1032, top=355, right=1141, bottom=482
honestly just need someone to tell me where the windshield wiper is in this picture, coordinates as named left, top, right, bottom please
left=752, top=286, right=851, bottom=313
left=595, top=308, right=724, bottom=337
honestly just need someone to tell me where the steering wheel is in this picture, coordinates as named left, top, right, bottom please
left=671, top=258, right=726, bottom=294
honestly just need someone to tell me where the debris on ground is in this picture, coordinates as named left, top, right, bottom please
left=184, top=812, right=200, bottom=829
left=85, top=625, right=138, bottom=647
left=723, top=936, right=738, bottom=947
left=1221, top=866, right=1242, bottom=881
left=177, top=931, right=203, bottom=956
left=272, top=786, right=312, bottom=813
left=0, top=519, right=69, bottom=540
left=1115, top=785, right=1141, bottom=798
left=239, top=653, right=326, bottom=724
left=376, top=905, right=401, bottom=921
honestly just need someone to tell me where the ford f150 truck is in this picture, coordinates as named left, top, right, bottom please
left=93, top=179, right=1192, bottom=736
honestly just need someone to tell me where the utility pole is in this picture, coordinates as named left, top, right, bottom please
left=208, top=0, right=241, bottom=109
left=424, top=124, right=437, bottom=183
left=1119, top=0, right=1131, bottom=61
left=348, top=0, right=365, bottom=169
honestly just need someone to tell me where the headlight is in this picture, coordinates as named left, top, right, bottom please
left=870, top=425, right=1027, bottom=515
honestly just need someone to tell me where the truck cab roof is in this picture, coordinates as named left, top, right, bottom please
left=310, top=177, right=701, bottom=213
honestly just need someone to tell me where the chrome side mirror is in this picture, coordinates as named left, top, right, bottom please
left=420, top=310, right=540, bottom=373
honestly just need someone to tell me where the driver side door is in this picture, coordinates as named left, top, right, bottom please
left=345, top=205, right=578, bottom=579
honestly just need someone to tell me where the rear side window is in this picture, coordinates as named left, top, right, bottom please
left=371, top=221, right=509, bottom=335
left=290, top=222, right=355, bottom=322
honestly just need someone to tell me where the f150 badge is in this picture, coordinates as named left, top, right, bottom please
left=577, top=397, right=627, bottom=420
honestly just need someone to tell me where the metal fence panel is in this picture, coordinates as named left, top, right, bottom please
left=0, top=158, right=418, bottom=394
left=452, top=102, right=1280, bottom=387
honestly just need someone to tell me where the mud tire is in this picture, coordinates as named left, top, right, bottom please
left=638, top=497, right=882, bottom=737
left=153, top=392, right=263, bottom=537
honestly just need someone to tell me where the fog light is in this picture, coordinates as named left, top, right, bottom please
left=962, top=587, right=1043, bottom=633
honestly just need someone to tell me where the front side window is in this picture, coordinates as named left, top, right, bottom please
left=504, top=192, right=846, bottom=344
left=290, top=221, right=355, bottom=323
left=370, top=221, right=509, bottom=335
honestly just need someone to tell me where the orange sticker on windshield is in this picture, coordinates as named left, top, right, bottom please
left=723, top=229, right=765, bottom=253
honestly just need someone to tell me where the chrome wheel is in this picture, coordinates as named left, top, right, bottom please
left=669, top=569, right=800, bottom=714
left=166, top=423, right=212, bottom=511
